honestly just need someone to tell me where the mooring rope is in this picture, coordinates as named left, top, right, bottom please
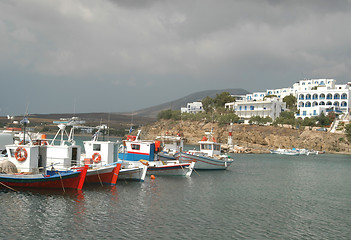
left=0, top=181, right=17, bottom=192
left=58, top=171, right=65, bottom=193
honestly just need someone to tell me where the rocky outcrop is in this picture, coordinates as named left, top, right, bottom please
left=140, top=120, right=351, bottom=154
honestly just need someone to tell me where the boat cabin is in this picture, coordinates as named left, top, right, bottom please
left=199, top=140, right=222, bottom=157
left=118, top=140, right=156, bottom=161
left=6, top=144, right=41, bottom=173
left=156, top=135, right=184, bottom=154
left=83, top=140, right=118, bottom=165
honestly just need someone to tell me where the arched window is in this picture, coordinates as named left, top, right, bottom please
left=327, top=93, right=332, bottom=99
left=326, top=102, right=332, bottom=106
left=305, top=101, right=311, bottom=107
left=319, top=101, right=325, bottom=106
left=299, top=102, right=305, bottom=107
left=341, top=101, right=347, bottom=107
left=312, top=101, right=318, bottom=107
left=334, top=93, right=340, bottom=99
left=306, top=94, right=311, bottom=100
left=299, top=94, right=305, bottom=100
left=320, top=81, right=325, bottom=85
left=333, top=102, right=339, bottom=106
left=319, top=93, right=325, bottom=100
left=312, top=94, right=318, bottom=100
left=341, top=93, right=347, bottom=99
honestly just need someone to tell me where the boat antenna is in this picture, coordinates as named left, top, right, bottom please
left=107, top=112, right=110, bottom=140
left=73, top=97, right=76, bottom=117
left=20, top=103, right=30, bottom=145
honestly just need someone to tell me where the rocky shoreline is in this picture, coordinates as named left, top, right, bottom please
left=140, top=120, right=351, bottom=155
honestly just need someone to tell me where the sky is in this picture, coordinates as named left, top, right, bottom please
left=1, top=0, right=351, bottom=116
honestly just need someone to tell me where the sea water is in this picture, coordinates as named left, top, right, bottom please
left=0, top=140, right=350, bottom=239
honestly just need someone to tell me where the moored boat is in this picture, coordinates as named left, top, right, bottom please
left=175, top=132, right=234, bottom=170
left=119, top=130, right=194, bottom=176
left=83, top=126, right=147, bottom=182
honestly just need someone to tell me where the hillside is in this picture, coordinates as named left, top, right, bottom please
left=140, top=120, right=351, bottom=155
left=132, top=88, right=249, bottom=118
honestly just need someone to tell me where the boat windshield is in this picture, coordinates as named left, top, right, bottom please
left=213, top=144, right=220, bottom=151
left=201, top=144, right=212, bottom=150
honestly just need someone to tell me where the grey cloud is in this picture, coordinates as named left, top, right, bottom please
left=1, top=0, right=351, bottom=115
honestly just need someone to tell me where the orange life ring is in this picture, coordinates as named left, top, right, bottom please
left=19, top=140, right=24, bottom=145
left=15, top=147, right=27, bottom=162
left=92, top=152, right=101, bottom=163
left=41, top=141, right=48, bottom=146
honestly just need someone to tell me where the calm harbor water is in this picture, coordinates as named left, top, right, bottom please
left=1, top=150, right=351, bottom=239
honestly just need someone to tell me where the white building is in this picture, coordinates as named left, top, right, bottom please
left=245, top=92, right=266, bottom=101
left=264, top=78, right=350, bottom=119
left=225, top=97, right=286, bottom=122
left=181, top=101, right=204, bottom=114
left=295, top=81, right=351, bottom=119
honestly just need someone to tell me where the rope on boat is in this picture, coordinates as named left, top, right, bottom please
left=193, top=167, right=200, bottom=176
left=96, top=169, right=103, bottom=186
left=58, top=171, right=66, bottom=193
left=0, top=181, right=18, bottom=192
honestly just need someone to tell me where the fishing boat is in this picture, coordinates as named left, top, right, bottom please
left=82, top=126, right=147, bottom=182
left=44, top=120, right=122, bottom=185
left=0, top=165, right=88, bottom=191
left=118, top=130, right=194, bottom=177
left=175, top=132, right=234, bottom=170
left=1, top=141, right=88, bottom=191
left=156, top=135, right=184, bottom=161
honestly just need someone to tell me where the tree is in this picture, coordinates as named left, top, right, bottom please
left=283, top=94, right=297, bottom=111
left=345, top=123, right=351, bottom=142
left=157, top=109, right=181, bottom=120
left=315, top=112, right=331, bottom=127
left=202, top=96, right=214, bottom=113
left=274, top=111, right=296, bottom=128
left=213, top=92, right=236, bottom=108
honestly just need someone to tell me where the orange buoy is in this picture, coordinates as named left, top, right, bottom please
left=150, top=175, right=155, bottom=180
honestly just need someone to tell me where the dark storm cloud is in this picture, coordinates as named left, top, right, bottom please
left=1, top=0, right=351, bottom=115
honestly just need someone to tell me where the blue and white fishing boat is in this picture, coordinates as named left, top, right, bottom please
left=175, top=131, right=234, bottom=170
left=118, top=130, right=194, bottom=177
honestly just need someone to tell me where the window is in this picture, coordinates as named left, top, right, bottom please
left=245, top=106, right=247, bottom=110
left=9, top=149, right=15, bottom=157
left=313, top=110, right=317, bottom=115
left=93, top=144, right=101, bottom=151
left=131, top=144, right=140, bottom=150
left=250, top=106, right=255, bottom=110
left=214, top=145, right=220, bottom=151
left=303, top=111, right=307, bottom=116
left=201, top=144, right=212, bottom=150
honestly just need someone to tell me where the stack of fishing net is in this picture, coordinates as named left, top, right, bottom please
left=0, top=160, right=18, bottom=174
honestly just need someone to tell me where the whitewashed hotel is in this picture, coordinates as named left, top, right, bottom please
left=295, top=80, right=351, bottom=119
left=225, top=97, right=286, bottom=122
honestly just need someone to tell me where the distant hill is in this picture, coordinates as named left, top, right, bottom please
left=27, top=88, right=249, bottom=123
left=132, top=88, right=249, bottom=118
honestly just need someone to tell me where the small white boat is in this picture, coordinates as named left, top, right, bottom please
left=175, top=132, right=234, bottom=170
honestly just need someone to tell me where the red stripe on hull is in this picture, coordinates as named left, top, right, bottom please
left=85, top=164, right=121, bottom=185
